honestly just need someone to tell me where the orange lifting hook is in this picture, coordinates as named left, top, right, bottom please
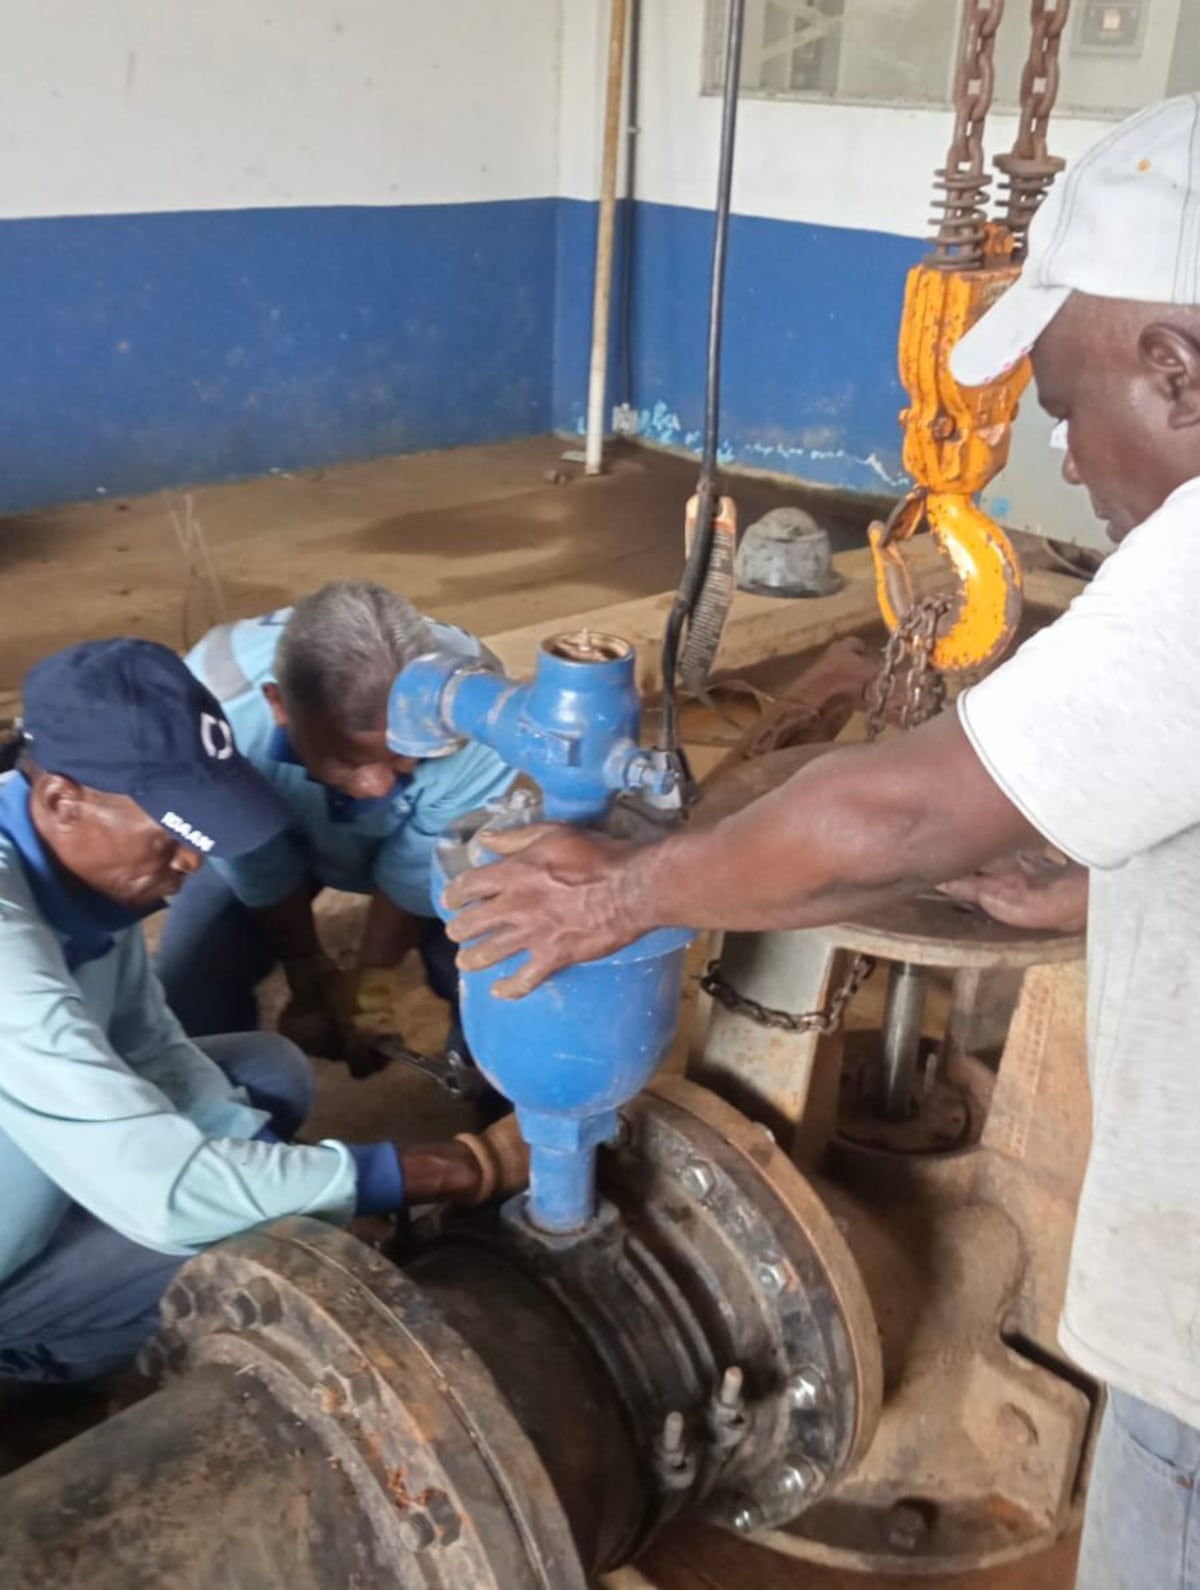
left=870, top=228, right=1029, bottom=675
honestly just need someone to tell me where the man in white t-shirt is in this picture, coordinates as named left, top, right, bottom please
left=441, top=96, right=1200, bottom=1587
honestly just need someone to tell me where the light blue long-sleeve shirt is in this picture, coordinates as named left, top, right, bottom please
left=184, top=610, right=515, bottom=914
left=0, top=776, right=365, bottom=1282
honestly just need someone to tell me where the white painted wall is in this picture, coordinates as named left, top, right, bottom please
left=558, top=0, right=1123, bottom=547
left=0, top=0, right=561, bottom=218
left=558, top=0, right=1114, bottom=232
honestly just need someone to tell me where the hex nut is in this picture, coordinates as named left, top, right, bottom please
left=680, top=1160, right=716, bottom=1201
left=223, top=1276, right=283, bottom=1331
left=756, top=1259, right=788, bottom=1295
left=786, top=1366, right=826, bottom=1411
left=397, top=1512, right=437, bottom=1553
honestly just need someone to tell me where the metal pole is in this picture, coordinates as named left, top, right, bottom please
left=880, top=962, right=926, bottom=1120
left=583, top=0, right=631, bottom=476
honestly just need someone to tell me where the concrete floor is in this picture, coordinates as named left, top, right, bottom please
left=0, top=436, right=1077, bottom=1589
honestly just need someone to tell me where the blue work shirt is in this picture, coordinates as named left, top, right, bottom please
left=185, top=610, right=515, bottom=914
left=0, top=775, right=365, bottom=1283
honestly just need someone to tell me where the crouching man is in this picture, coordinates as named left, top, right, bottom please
left=157, top=581, right=514, bottom=1079
left=0, top=639, right=514, bottom=1383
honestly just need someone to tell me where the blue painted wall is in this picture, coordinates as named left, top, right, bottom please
left=0, top=194, right=922, bottom=513
left=553, top=198, right=923, bottom=495
left=0, top=199, right=557, bottom=514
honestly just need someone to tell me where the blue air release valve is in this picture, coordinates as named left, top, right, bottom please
left=387, top=631, right=691, bottom=1235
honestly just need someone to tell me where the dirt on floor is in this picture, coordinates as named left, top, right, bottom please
left=0, top=435, right=881, bottom=697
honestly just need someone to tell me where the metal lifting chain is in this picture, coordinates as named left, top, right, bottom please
left=995, top=0, right=1070, bottom=254
left=702, top=949, right=876, bottom=1037
left=930, top=0, right=1006, bottom=268
left=864, top=593, right=953, bottom=739
left=701, top=594, right=951, bottom=1035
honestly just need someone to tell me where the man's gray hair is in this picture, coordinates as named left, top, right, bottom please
left=275, top=580, right=435, bottom=731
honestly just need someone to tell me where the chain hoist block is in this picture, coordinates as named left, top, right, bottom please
left=872, top=0, right=1071, bottom=677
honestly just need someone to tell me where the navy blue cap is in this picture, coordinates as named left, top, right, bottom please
left=20, top=639, right=289, bottom=859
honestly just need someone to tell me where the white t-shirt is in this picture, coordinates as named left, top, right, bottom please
left=960, top=475, right=1200, bottom=1426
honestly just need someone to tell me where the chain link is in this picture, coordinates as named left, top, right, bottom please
left=702, top=950, right=877, bottom=1038
left=864, top=594, right=952, bottom=740
left=930, top=0, right=1006, bottom=267
left=701, top=594, right=948, bottom=1035
left=995, top=0, right=1071, bottom=253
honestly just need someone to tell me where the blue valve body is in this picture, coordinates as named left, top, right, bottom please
left=390, top=631, right=691, bottom=1234
left=433, top=846, right=690, bottom=1233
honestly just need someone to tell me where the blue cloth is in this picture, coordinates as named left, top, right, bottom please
left=345, top=1142, right=405, bottom=1216
left=0, top=775, right=361, bottom=1280
left=185, top=610, right=516, bottom=916
left=156, top=862, right=468, bottom=1057
left=1076, top=1390, right=1200, bottom=1588
left=0, top=1032, right=315, bottom=1384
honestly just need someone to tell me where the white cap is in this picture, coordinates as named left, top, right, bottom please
left=951, top=94, right=1200, bottom=388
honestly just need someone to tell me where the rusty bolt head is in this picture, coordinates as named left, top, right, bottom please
left=680, top=1160, right=716, bottom=1201
left=397, top=1512, right=437, bottom=1554
left=315, top=1356, right=375, bottom=1414
left=223, top=1277, right=282, bottom=1331
left=786, top=1366, right=825, bottom=1412
left=756, top=1259, right=788, bottom=1296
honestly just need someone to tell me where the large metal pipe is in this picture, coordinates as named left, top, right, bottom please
left=0, top=1080, right=881, bottom=1588
left=583, top=0, right=631, bottom=476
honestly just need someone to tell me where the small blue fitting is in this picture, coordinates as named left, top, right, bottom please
left=388, top=633, right=676, bottom=822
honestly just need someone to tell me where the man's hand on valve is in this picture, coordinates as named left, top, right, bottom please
left=938, top=851, right=1088, bottom=934
left=443, top=825, right=644, bottom=998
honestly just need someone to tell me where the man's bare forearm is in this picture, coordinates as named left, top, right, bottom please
left=620, top=714, right=1037, bottom=936
left=444, top=712, right=1039, bottom=996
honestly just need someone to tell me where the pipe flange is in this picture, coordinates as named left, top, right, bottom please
left=620, top=1078, right=883, bottom=1536
left=158, top=1218, right=589, bottom=1590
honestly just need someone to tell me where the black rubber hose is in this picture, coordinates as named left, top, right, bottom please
left=617, top=0, right=641, bottom=412
left=658, top=0, right=745, bottom=753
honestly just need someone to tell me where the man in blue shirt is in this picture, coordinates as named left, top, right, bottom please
left=157, top=580, right=515, bottom=1080
left=0, top=639, right=498, bottom=1383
